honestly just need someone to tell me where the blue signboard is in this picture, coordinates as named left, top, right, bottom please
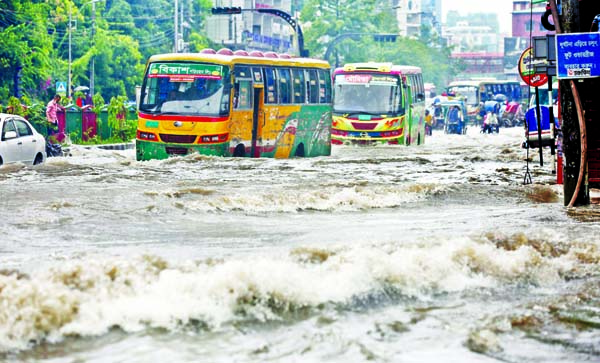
left=556, top=32, right=600, bottom=79
left=55, top=81, right=67, bottom=95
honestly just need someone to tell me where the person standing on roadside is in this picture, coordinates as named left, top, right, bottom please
left=46, top=94, right=64, bottom=139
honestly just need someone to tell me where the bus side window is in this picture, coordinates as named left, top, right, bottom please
left=292, top=68, right=306, bottom=103
left=416, top=74, right=425, bottom=102
left=234, top=80, right=253, bottom=109
left=317, top=69, right=332, bottom=104
left=277, top=68, right=292, bottom=104
left=306, top=69, right=319, bottom=104
left=263, top=67, right=278, bottom=104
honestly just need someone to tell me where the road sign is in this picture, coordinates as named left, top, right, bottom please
left=56, top=81, right=67, bottom=96
left=556, top=32, right=600, bottom=79
left=519, top=47, right=549, bottom=87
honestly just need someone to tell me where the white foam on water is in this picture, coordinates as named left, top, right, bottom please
left=174, top=183, right=449, bottom=213
left=1, top=235, right=597, bottom=353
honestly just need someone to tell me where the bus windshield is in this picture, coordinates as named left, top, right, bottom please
left=139, top=62, right=231, bottom=116
left=333, top=74, right=402, bottom=115
left=447, top=85, right=478, bottom=105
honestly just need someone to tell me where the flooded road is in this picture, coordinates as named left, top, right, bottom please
left=1, top=127, right=599, bottom=362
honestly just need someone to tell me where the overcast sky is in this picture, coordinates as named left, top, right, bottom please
left=442, top=0, right=513, bottom=33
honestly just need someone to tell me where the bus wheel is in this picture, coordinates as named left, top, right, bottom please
left=233, top=144, right=246, bottom=157
left=294, top=143, right=305, bottom=157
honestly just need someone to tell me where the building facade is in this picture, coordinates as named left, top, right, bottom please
left=512, top=0, right=548, bottom=38
left=504, top=1, right=553, bottom=78
left=395, top=0, right=442, bottom=38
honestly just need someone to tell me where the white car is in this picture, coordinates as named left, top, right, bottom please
left=0, top=113, right=46, bottom=166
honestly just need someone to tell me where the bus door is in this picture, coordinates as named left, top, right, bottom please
left=251, top=85, right=264, bottom=158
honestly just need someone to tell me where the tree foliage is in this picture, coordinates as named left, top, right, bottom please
left=0, top=0, right=214, bottom=104
left=1, top=0, right=459, bottom=104
left=301, top=0, right=458, bottom=90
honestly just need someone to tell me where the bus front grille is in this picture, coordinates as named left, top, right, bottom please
left=160, top=134, right=197, bottom=144
left=351, top=122, right=378, bottom=131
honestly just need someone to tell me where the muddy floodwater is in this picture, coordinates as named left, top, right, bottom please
left=1, top=127, right=599, bottom=362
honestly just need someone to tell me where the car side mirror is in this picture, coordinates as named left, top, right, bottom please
left=4, top=131, right=17, bottom=140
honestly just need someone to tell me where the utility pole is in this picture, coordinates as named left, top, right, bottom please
left=174, top=0, right=178, bottom=52
left=180, top=0, right=184, bottom=51
left=68, top=3, right=72, bottom=100
left=91, top=0, right=96, bottom=97
left=559, top=0, right=585, bottom=206
left=556, top=0, right=600, bottom=206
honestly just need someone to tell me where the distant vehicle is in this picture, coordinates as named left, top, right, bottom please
left=442, top=100, right=468, bottom=135
left=331, top=62, right=426, bottom=145
left=0, top=113, right=46, bottom=166
left=424, top=82, right=437, bottom=98
left=430, top=100, right=467, bottom=135
left=446, top=79, right=522, bottom=123
left=524, top=82, right=559, bottom=150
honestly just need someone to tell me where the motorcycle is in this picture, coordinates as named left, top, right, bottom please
left=45, top=140, right=63, bottom=157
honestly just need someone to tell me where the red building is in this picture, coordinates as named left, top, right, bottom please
left=511, top=0, right=551, bottom=38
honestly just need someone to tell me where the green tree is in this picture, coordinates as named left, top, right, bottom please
left=93, top=31, right=144, bottom=100
left=0, top=1, right=55, bottom=101
left=300, top=1, right=458, bottom=91
left=301, top=0, right=395, bottom=58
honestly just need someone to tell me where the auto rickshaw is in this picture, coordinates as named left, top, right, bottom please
left=440, top=100, right=468, bottom=135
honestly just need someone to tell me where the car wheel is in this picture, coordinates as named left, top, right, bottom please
left=33, top=153, right=44, bottom=165
left=0, top=157, right=3, bottom=166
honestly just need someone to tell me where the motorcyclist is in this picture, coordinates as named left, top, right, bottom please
left=482, top=111, right=498, bottom=134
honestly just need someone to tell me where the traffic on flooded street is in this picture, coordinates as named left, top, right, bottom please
left=1, top=127, right=599, bottom=363
left=3, top=1, right=600, bottom=362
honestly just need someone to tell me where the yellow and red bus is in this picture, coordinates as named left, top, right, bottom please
left=136, top=48, right=332, bottom=160
left=331, top=62, right=426, bottom=145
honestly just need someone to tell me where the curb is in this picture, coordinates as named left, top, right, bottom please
left=76, top=141, right=135, bottom=151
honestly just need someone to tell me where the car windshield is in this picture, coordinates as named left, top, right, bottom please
left=138, top=62, right=231, bottom=116
left=333, top=74, right=402, bottom=115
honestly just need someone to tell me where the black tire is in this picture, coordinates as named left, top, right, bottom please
left=233, top=144, right=245, bottom=157
left=34, top=153, right=44, bottom=165
left=294, top=143, right=305, bottom=157
left=0, top=157, right=3, bottom=166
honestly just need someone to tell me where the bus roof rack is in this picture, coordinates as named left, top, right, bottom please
left=249, top=51, right=264, bottom=57
left=233, top=50, right=249, bottom=56
left=200, top=48, right=216, bottom=54
left=264, top=52, right=279, bottom=58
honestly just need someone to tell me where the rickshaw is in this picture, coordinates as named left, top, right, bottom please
left=440, top=100, right=468, bottom=135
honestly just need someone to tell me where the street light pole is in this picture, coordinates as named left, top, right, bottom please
left=174, top=0, right=178, bottom=52
left=89, top=0, right=106, bottom=97
left=90, top=0, right=96, bottom=97
left=68, top=3, right=72, bottom=100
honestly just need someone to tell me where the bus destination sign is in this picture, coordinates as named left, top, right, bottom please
left=149, top=63, right=223, bottom=81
